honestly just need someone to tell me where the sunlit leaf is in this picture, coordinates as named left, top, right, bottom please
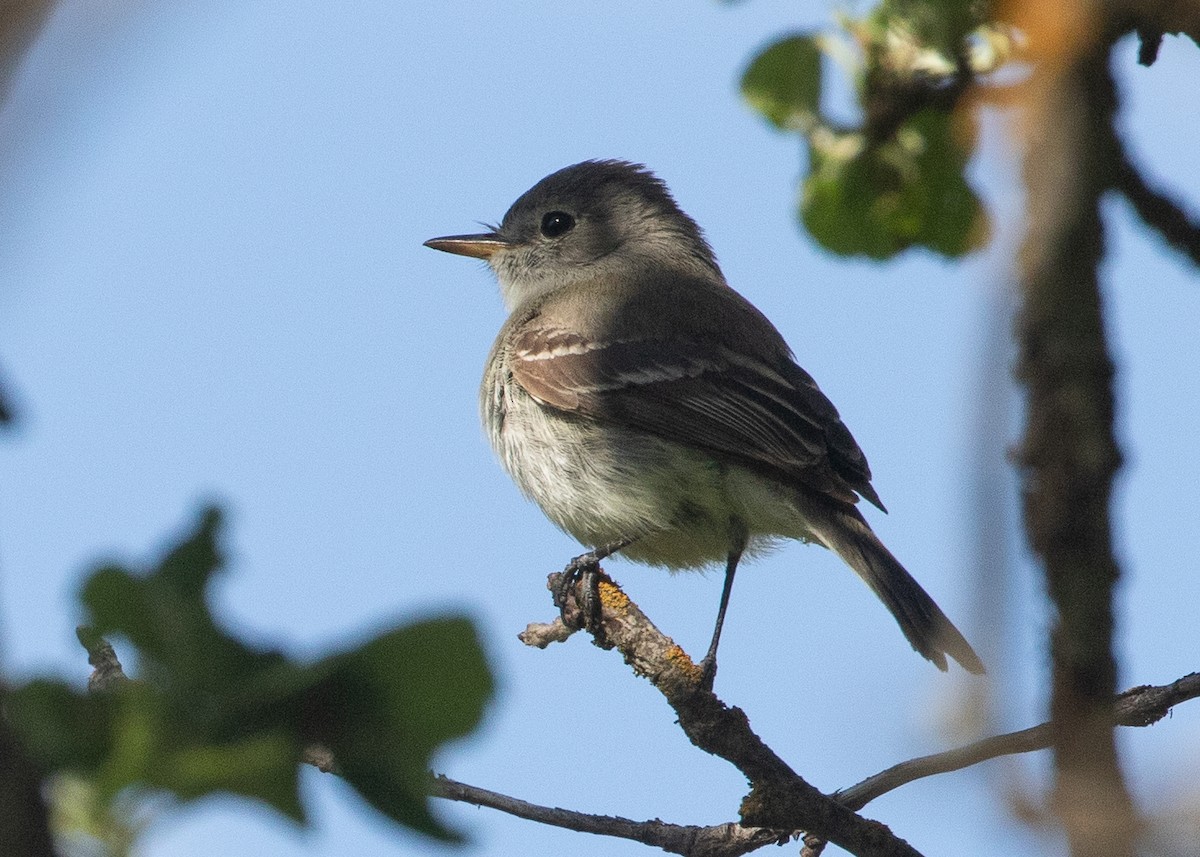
left=741, top=34, right=822, bottom=131
left=49, top=774, right=146, bottom=857
left=801, top=109, right=985, bottom=258
left=879, top=0, right=978, bottom=62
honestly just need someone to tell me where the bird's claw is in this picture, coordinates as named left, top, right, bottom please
left=696, top=654, right=718, bottom=693
left=553, top=551, right=604, bottom=636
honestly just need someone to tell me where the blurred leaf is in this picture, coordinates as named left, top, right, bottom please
left=80, top=507, right=288, bottom=697
left=878, top=0, right=978, bottom=63
left=741, top=34, right=822, bottom=131
left=6, top=680, right=115, bottom=773
left=309, top=617, right=494, bottom=840
left=801, top=109, right=986, bottom=258
left=11, top=506, right=494, bottom=847
left=93, top=684, right=160, bottom=802
left=154, top=733, right=302, bottom=821
left=49, top=774, right=144, bottom=857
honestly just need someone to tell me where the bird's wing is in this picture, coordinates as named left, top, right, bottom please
left=509, top=325, right=884, bottom=511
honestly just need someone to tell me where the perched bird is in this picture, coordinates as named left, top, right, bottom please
left=425, top=160, right=983, bottom=683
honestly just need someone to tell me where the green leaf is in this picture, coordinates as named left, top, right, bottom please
left=155, top=733, right=303, bottom=822
left=49, top=774, right=146, bottom=857
left=153, top=506, right=224, bottom=598
left=741, top=34, right=822, bottom=131
left=21, top=507, right=495, bottom=846
left=879, top=0, right=978, bottom=61
left=5, top=680, right=114, bottom=773
left=905, top=109, right=988, bottom=255
left=801, top=109, right=986, bottom=259
left=80, top=507, right=287, bottom=695
left=309, top=616, right=494, bottom=841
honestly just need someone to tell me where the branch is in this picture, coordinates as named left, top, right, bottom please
left=1112, top=144, right=1200, bottom=268
left=434, top=775, right=786, bottom=857
left=522, top=572, right=924, bottom=857
left=839, top=673, right=1200, bottom=810
left=0, top=0, right=57, bottom=108
left=76, top=622, right=1197, bottom=857
left=1122, top=1, right=1200, bottom=58
left=77, top=626, right=129, bottom=692
left=1012, top=10, right=1136, bottom=854
left=516, top=575, right=1200, bottom=857
left=798, top=673, right=1200, bottom=856
left=0, top=684, right=56, bottom=857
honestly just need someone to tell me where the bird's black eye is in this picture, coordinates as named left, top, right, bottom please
left=540, top=211, right=575, bottom=238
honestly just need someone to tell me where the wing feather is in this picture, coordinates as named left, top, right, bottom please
left=510, top=326, right=883, bottom=510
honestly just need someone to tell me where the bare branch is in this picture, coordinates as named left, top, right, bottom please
left=528, top=571, right=924, bottom=857
left=76, top=626, right=129, bottom=692
left=797, top=673, right=1200, bottom=857
left=841, top=672, right=1200, bottom=810
left=518, top=616, right=576, bottom=648
left=0, top=0, right=57, bottom=109
left=75, top=607, right=1196, bottom=857
left=1122, top=1, right=1200, bottom=53
left=1112, top=145, right=1200, bottom=268
left=434, top=775, right=787, bottom=857
left=301, top=744, right=337, bottom=774
left=292, top=602, right=1192, bottom=857
left=425, top=670, right=1200, bottom=857
left=1135, top=26, right=1164, bottom=65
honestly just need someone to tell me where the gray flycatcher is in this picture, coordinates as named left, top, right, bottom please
left=425, top=159, right=984, bottom=683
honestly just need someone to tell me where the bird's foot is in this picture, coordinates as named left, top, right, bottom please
left=696, top=654, right=718, bottom=693
left=552, top=550, right=605, bottom=636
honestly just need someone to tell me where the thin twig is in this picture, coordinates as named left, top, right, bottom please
left=1135, top=26, right=1163, bottom=65
left=798, top=674, right=1200, bottom=856
left=76, top=620, right=1199, bottom=857
left=434, top=775, right=787, bottom=857
left=77, top=626, right=129, bottom=692
left=1113, top=145, right=1200, bottom=269
left=844, top=672, right=1200, bottom=809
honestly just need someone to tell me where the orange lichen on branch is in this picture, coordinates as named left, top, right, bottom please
left=597, top=578, right=630, bottom=611
left=665, top=644, right=704, bottom=683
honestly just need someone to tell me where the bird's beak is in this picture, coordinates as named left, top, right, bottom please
left=423, top=232, right=510, bottom=260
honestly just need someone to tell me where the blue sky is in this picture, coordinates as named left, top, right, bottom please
left=2, top=2, right=1199, bottom=856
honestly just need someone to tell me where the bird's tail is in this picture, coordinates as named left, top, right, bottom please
left=806, top=503, right=985, bottom=675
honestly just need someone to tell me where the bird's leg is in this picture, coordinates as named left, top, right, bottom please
left=554, top=538, right=635, bottom=632
left=697, top=535, right=746, bottom=691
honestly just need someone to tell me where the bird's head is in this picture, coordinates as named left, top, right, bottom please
left=425, top=160, right=721, bottom=310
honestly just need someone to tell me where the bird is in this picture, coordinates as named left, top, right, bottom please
left=424, top=159, right=984, bottom=684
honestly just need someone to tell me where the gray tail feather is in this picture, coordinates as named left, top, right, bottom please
left=813, top=506, right=985, bottom=675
